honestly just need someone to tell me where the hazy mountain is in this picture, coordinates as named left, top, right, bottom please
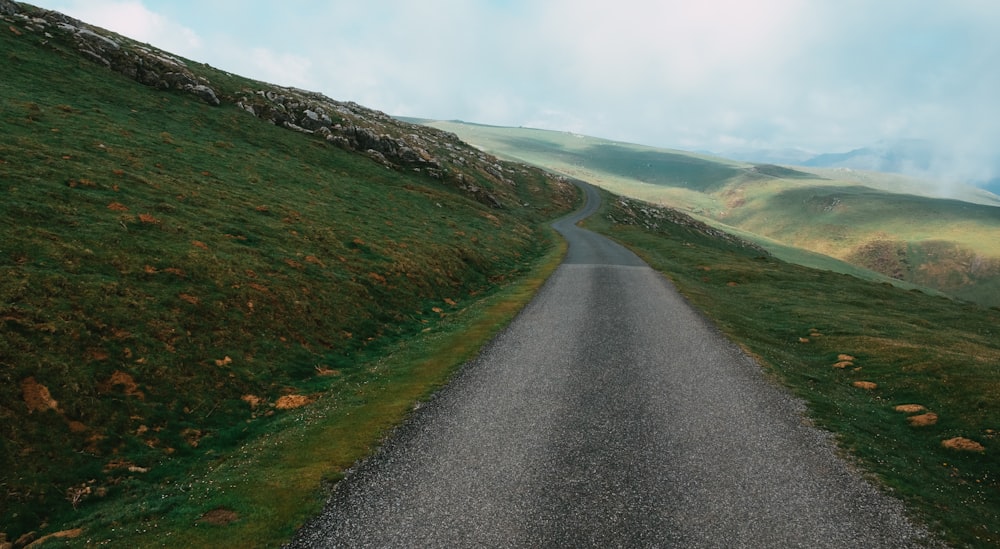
left=801, top=139, right=936, bottom=173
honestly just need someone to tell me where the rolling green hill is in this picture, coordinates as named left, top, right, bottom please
left=423, top=120, right=1000, bottom=307
left=1, top=3, right=575, bottom=544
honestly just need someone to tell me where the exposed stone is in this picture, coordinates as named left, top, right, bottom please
left=0, top=0, right=19, bottom=16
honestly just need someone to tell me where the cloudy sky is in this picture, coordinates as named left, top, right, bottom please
left=43, top=0, right=1000, bottom=181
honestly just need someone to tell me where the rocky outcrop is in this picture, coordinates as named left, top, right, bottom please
left=3, top=2, right=219, bottom=106
left=234, top=87, right=514, bottom=207
left=2, top=0, right=548, bottom=209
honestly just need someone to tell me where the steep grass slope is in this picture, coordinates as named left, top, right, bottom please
left=425, top=120, right=1000, bottom=308
left=0, top=4, right=576, bottom=542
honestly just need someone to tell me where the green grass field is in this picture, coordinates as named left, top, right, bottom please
left=586, top=192, right=999, bottom=548
left=0, top=14, right=576, bottom=546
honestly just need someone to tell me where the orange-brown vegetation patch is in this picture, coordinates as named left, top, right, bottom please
left=198, top=507, right=239, bottom=526
left=852, top=381, right=878, bottom=390
left=838, top=354, right=856, bottom=362
left=99, top=370, right=144, bottom=399
left=241, top=394, right=262, bottom=409
left=798, top=337, right=810, bottom=343
left=941, top=437, right=985, bottom=452
left=107, top=201, right=129, bottom=211
left=274, top=394, right=313, bottom=410
left=178, top=293, right=200, bottom=305
left=214, top=356, right=233, bottom=367
left=138, top=213, right=160, bottom=224
left=24, top=528, right=83, bottom=547
left=181, top=428, right=204, bottom=447
left=21, top=377, right=59, bottom=413
left=832, top=361, right=854, bottom=369
left=907, top=413, right=939, bottom=427
left=67, top=420, right=88, bottom=433
left=895, top=404, right=927, bottom=414
left=315, top=366, right=341, bottom=376
left=191, top=240, right=209, bottom=250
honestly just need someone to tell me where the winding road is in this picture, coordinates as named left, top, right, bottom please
left=288, top=183, right=936, bottom=548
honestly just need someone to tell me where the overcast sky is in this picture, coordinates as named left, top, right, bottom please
left=43, top=0, right=1000, bottom=182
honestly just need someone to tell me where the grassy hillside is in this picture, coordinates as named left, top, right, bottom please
left=0, top=5, right=576, bottom=545
left=425, top=120, right=1000, bottom=308
left=587, top=192, right=999, bottom=548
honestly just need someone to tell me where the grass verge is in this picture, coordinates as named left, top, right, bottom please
left=586, top=191, right=999, bottom=548
left=62, top=229, right=568, bottom=548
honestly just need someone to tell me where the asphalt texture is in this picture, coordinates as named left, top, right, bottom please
left=288, top=182, right=938, bottom=548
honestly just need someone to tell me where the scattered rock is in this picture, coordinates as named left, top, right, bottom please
left=941, top=437, right=985, bottom=452
left=894, top=404, right=927, bottom=414
left=852, top=381, right=878, bottom=390
left=907, top=413, right=938, bottom=427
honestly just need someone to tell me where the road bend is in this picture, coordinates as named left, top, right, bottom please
left=288, top=182, right=936, bottom=548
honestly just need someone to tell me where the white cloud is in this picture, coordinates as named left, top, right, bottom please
left=52, top=0, right=201, bottom=57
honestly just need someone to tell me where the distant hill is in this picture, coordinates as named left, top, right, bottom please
left=422, top=120, right=1000, bottom=308
left=801, top=139, right=936, bottom=173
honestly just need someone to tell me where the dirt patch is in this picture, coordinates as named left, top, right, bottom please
left=21, top=377, right=59, bottom=413
left=274, top=394, right=313, bottom=410
left=198, top=507, right=239, bottom=525
left=941, top=437, right=985, bottom=452
left=852, top=381, right=878, bottom=390
left=895, top=404, right=927, bottom=414
left=907, top=413, right=939, bottom=427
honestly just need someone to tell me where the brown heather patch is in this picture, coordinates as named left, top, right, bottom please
left=832, top=361, right=854, bottom=369
left=21, top=377, right=59, bottom=413
left=838, top=354, right=855, bottom=362
left=241, top=394, right=262, bottom=409
left=941, top=437, right=985, bottom=452
left=191, top=240, right=209, bottom=250
left=24, top=528, right=84, bottom=546
left=274, top=394, right=313, bottom=410
left=138, top=213, right=159, bottom=224
left=107, top=201, right=129, bottom=211
left=198, top=507, right=239, bottom=526
left=852, top=381, right=878, bottom=390
left=98, top=371, right=144, bottom=399
left=908, top=413, right=939, bottom=427
left=178, top=293, right=200, bottom=305
left=895, top=404, right=927, bottom=414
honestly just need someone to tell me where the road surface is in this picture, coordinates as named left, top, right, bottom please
left=288, top=182, right=936, bottom=548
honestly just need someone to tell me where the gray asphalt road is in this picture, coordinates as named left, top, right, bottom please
left=288, top=182, right=937, bottom=548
